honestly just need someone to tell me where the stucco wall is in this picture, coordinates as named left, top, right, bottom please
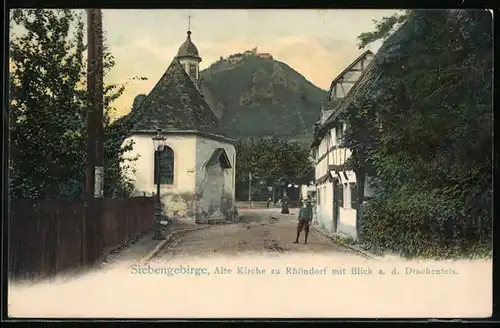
left=194, top=137, right=236, bottom=222
left=338, top=207, right=357, bottom=238
left=122, top=134, right=197, bottom=223
left=314, top=176, right=373, bottom=239
left=315, top=182, right=334, bottom=233
left=300, top=184, right=315, bottom=199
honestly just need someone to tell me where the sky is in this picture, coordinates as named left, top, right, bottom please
left=11, top=9, right=400, bottom=118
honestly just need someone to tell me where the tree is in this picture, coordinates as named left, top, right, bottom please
left=9, top=9, right=141, bottom=199
left=348, top=10, right=411, bottom=227
left=235, top=137, right=313, bottom=199
left=343, top=9, right=492, bottom=257
left=357, top=10, right=410, bottom=49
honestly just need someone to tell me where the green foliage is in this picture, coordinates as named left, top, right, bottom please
left=235, top=136, right=313, bottom=185
left=9, top=9, right=140, bottom=199
left=330, top=234, right=357, bottom=247
left=345, top=10, right=492, bottom=259
left=357, top=10, right=410, bottom=49
left=200, top=55, right=326, bottom=139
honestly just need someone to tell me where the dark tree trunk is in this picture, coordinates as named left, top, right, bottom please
left=355, top=149, right=367, bottom=241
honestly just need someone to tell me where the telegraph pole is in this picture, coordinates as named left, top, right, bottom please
left=94, top=8, right=104, bottom=259
left=84, top=9, right=104, bottom=265
left=84, top=9, right=96, bottom=266
left=248, top=172, right=252, bottom=208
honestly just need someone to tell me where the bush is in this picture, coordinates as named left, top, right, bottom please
left=359, top=189, right=492, bottom=259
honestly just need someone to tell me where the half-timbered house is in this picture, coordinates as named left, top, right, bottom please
left=310, top=50, right=374, bottom=238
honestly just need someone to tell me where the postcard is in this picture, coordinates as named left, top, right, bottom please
left=7, top=8, right=493, bottom=319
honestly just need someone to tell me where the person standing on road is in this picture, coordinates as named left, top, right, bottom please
left=293, top=198, right=313, bottom=244
left=281, top=192, right=290, bottom=214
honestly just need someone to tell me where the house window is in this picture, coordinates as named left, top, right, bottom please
left=350, top=183, right=357, bottom=209
left=154, top=146, right=174, bottom=185
left=317, top=188, right=321, bottom=205
left=189, top=63, right=197, bottom=79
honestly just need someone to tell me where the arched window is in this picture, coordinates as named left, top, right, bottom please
left=154, top=146, right=174, bottom=185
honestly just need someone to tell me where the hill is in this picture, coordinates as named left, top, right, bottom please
left=199, top=52, right=327, bottom=143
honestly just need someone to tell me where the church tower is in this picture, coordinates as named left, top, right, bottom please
left=176, top=18, right=202, bottom=88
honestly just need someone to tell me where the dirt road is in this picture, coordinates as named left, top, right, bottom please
left=153, top=209, right=359, bottom=261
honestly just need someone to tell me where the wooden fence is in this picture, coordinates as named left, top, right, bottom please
left=8, top=197, right=156, bottom=280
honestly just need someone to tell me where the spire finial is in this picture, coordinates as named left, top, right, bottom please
left=186, top=10, right=192, bottom=40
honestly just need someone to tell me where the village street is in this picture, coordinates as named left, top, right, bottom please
left=150, top=209, right=361, bottom=261
left=96, top=208, right=363, bottom=271
left=7, top=208, right=374, bottom=319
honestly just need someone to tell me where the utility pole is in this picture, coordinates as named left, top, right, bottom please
left=248, top=172, right=252, bottom=208
left=94, top=8, right=104, bottom=258
left=272, top=184, right=275, bottom=204
left=84, top=9, right=104, bottom=266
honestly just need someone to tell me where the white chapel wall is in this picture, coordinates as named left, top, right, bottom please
left=121, top=134, right=197, bottom=223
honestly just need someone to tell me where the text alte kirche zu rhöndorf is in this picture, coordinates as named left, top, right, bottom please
left=130, top=264, right=459, bottom=276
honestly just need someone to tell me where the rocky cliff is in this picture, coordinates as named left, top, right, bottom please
left=199, top=52, right=327, bottom=142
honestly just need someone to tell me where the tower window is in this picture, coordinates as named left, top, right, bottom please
left=189, top=63, right=197, bottom=78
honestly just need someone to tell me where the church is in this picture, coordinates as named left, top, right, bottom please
left=122, top=29, right=237, bottom=224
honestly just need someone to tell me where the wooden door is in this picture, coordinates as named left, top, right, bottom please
left=333, top=182, right=343, bottom=232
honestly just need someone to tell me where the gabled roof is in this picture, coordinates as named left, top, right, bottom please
left=311, top=50, right=374, bottom=147
left=129, top=58, right=231, bottom=141
left=326, top=50, right=373, bottom=100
